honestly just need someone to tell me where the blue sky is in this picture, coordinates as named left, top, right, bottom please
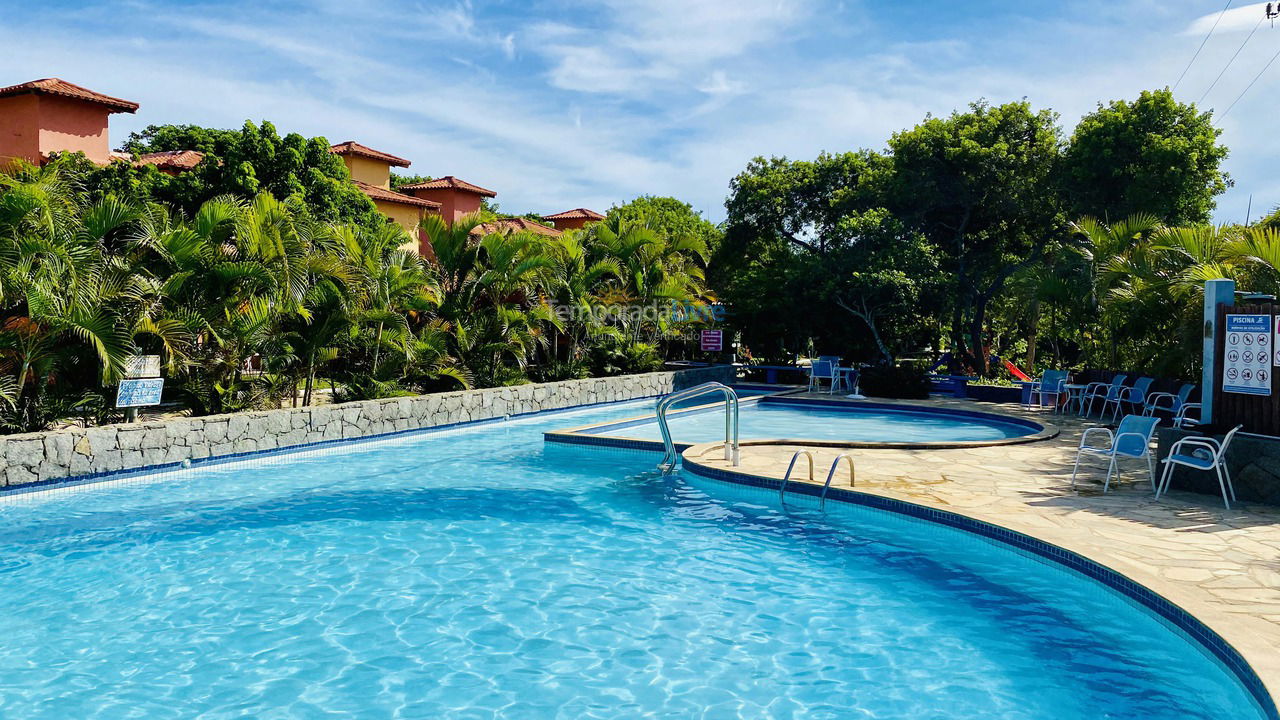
left=3, top=0, right=1278, bottom=223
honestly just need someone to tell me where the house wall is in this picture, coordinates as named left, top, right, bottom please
left=408, top=188, right=484, bottom=225
left=0, top=366, right=736, bottom=490
left=551, top=217, right=594, bottom=231
left=0, top=94, right=44, bottom=166
left=372, top=199, right=423, bottom=248
left=342, top=155, right=391, bottom=188
left=35, top=95, right=112, bottom=165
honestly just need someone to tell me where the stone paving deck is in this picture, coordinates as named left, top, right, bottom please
left=683, top=393, right=1280, bottom=704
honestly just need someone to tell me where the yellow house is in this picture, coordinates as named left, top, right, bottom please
left=329, top=141, right=440, bottom=255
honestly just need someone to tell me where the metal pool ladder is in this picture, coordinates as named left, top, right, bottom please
left=779, top=452, right=856, bottom=509
left=656, top=382, right=740, bottom=472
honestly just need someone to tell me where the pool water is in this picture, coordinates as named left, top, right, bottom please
left=586, top=400, right=1035, bottom=444
left=0, top=399, right=1263, bottom=719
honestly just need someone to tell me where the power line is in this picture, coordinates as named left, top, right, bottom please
left=1174, top=0, right=1233, bottom=91
left=1198, top=14, right=1265, bottom=104
left=1218, top=42, right=1280, bottom=120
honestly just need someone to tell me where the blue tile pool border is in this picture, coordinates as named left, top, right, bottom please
left=680, top=455, right=1279, bottom=720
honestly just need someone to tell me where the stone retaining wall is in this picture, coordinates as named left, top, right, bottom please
left=0, top=365, right=735, bottom=489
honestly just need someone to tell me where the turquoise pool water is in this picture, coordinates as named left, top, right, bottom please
left=584, top=400, right=1035, bottom=444
left=0, top=399, right=1263, bottom=719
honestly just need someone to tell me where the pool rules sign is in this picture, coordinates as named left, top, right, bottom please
left=1223, top=314, right=1271, bottom=396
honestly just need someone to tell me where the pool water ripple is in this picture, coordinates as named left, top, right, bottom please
left=0, top=400, right=1265, bottom=719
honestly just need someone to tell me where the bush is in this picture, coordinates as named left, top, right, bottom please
left=859, top=363, right=931, bottom=399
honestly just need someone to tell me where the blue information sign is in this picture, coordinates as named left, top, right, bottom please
left=116, top=378, right=165, bottom=407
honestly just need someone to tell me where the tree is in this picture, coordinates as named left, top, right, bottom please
left=885, top=100, right=1064, bottom=375
left=606, top=196, right=723, bottom=254
left=101, top=121, right=382, bottom=228
left=1061, top=89, right=1229, bottom=225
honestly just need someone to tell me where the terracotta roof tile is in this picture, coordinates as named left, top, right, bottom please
left=329, top=141, right=411, bottom=168
left=354, top=180, right=441, bottom=208
left=472, top=217, right=561, bottom=237
left=543, top=208, right=604, bottom=221
left=399, top=175, right=497, bottom=197
left=135, top=150, right=205, bottom=171
left=0, top=78, right=138, bottom=113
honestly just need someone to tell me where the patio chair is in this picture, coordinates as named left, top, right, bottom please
left=1027, top=370, right=1068, bottom=411
left=1070, top=414, right=1160, bottom=494
left=808, top=360, right=837, bottom=393
left=1156, top=425, right=1242, bottom=509
left=1101, top=376, right=1153, bottom=420
left=1083, top=374, right=1128, bottom=417
left=1172, top=402, right=1202, bottom=429
left=1143, top=383, right=1196, bottom=421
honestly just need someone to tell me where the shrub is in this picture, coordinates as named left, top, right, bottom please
left=859, top=363, right=931, bottom=399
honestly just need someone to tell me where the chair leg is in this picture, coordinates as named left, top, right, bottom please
left=1156, top=460, right=1172, bottom=499
left=1222, top=464, right=1237, bottom=504
left=1103, top=454, right=1117, bottom=493
left=1071, top=451, right=1084, bottom=490
left=1146, top=453, right=1155, bottom=492
left=1215, top=465, right=1231, bottom=510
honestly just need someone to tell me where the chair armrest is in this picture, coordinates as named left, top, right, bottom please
left=1144, top=392, right=1176, bottom=410
left=1170, top=436, right=1221, bottom=455
left=1083, top=382, right=1107, bottom=396
left=1078, top=426, right=1114, bottom=450
left=1175, top=403, right=1202, bottom=427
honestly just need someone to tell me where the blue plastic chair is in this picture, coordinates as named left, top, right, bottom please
left=1144, top=383, right=1195, bottom=420
left=1084, top=374, right=1128, bottom=417
left=1103, top=376, right=1153, bottom=420
left=1157, top=425, right=1242, bottom=509
left=1071, top=414, right=1160, bottom=493
left=1027, top=370, right=1068, bottom=411
left=808, top=360, right=837, bottom=393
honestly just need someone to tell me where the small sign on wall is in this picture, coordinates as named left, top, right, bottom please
left=116, top=378, right=165, bottom=408
left=123, top=355, right=161, bottom=379
left=1223, top=314, right=1272, bottom=396
left=700, top=330, right=723, bottom=352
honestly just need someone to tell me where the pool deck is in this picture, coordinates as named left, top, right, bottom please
left=683, top=392, right=1280, bottom=705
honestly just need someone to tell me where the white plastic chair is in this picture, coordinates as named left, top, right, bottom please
left=1172, top=402, right=1202, bottom=429
left=1027, top=370, right=1067, bottom=411
left=1083, top=374, right=1128, bottom=417
left=1070, top=414, right=1160, bottom=493
left=1102, top=376, right=1153, bottom=421
left=1157, top=425, right=1242, bottom=509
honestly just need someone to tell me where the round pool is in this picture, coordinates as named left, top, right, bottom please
left=0, top=399, right=1264, bottom=719
left=572, top=398, right=1048, bottom=447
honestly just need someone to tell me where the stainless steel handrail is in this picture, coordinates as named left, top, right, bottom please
left=819, top=454, right=855, bottom=508
left=656, top=382, right=740, bottom=471
left=778, top=450, right=816, bottom=503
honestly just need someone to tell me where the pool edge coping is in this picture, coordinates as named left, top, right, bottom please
left=679, top=444, right=1280, bottom=720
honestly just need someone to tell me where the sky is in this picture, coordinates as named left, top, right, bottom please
left=2, top=0, right=1279, bottom=224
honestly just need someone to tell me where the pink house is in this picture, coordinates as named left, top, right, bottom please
left=543, top=208, right=604, bottom=231
left=399, top=176, right=497, bottom=225
left=0, top=78, right=138, bottom=167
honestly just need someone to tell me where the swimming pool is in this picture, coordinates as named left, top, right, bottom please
left=0, top=398, right=1266, bottom=719
left=559, top=397, right=1045, bottom=447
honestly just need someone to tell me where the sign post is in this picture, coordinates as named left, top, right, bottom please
left=1223, top=314, right=1272, bottom=396
left=700, top=330, right=723, bottom=353
left=117, top=355, right=164, bottom=422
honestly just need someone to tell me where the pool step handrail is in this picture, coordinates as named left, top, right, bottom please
left=819, top=454, right=855, bottom=509
left=778, top=450, right=816, bottom=503
left=779, top=452, right=855, bottom=509
left=656, top=382, right=740, bottom=472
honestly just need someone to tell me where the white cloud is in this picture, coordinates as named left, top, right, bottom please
left=1185, top=2, right=1270, bottom=34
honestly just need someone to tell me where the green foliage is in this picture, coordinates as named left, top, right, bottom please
left=389, top=172, right=432, bottom=190
left=1061, top=89, right=1229, bottom=225
left=100, top=121, right=382, bottom=228
left=606, top=196, right=723, bottom=253
left=716, top=89, right=1234, bottom=381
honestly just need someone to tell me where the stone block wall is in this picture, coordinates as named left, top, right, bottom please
left=0, top=365, right=734, bottom=489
